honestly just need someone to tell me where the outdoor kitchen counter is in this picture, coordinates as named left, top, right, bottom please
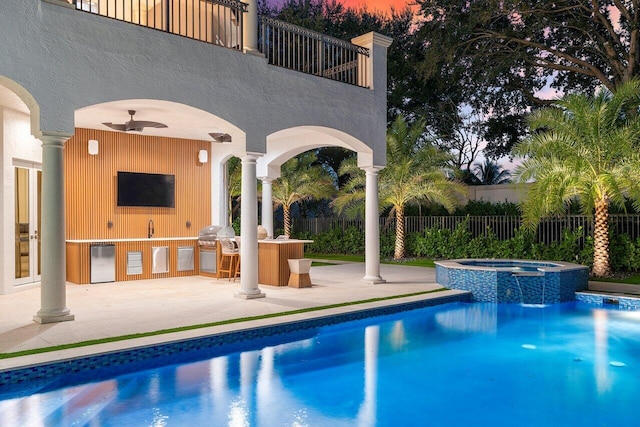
left=66, top=237, right=199, bottom=243
left=258, top=239, right=313, bottom=286
left=66, top=238, right=199, bottom=284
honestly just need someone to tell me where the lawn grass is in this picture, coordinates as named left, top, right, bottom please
left=305, top=253, right=365, bottom=262
left=310, top=261, right=336, bottom=267
left=592, top=274, right=640, bottom=285
left=0, top=289, right=447, bottom=360
left=306, top=253, right=436, bottom=268
left=384, top=258, right=436, bottom=268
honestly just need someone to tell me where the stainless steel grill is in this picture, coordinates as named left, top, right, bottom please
left=197, top=225, right=235, bottom=246
left=197, top=226, right=221, bottom=247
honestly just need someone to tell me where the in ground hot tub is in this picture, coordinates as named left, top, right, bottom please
left=435, top=259, right=589, bottom=304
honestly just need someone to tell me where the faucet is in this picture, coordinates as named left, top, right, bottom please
left=148, top=219, right=154, bottom=239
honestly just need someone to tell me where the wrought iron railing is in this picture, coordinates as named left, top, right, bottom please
left=71, top=0, right=247, bottom=50
left=258, top=16, right=370, bottom=88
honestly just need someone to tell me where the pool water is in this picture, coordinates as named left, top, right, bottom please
left=1, top=302, right=639, bottom=426
left=457, top=260, right=560, bottom=269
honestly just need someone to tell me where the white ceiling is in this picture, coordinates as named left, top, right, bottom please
left=75, top=99, right=236, bottom=141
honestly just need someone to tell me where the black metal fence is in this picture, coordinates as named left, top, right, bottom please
left=292, top=215, right=640, bottom=245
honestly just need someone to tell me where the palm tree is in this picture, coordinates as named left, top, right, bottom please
left=272, top=151, right=336, bottom=237
left=471, top=159, right=511, bottom=185
left=227, top=156, right=242, bottom=225
left=334, top=115, right=467, bottom=260
left=514, top=80, right=640, bottom=277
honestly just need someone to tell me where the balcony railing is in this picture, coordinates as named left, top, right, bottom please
left=67, top=2, right=370, bottom=87
left=72, top=0, right=247, bottom=50
left=258, top=16, right=370, bottom=88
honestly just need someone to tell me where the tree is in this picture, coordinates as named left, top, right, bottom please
left=334, top=115, right=467, bottom=259
left=416, top=0, right=640, bottom=156
left=514, top=80, right=640, bottom=277
left=437, top=107, right=485, bottom=173
left=471, top=159, right=511, bottom=185
left=261, top=0, right=450, bottom=127
left=227, top=156, right=242, bottom=225
left=272, top=151, right=336, bottom=236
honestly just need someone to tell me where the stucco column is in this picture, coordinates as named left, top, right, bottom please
left=235, top=153, right=265, bottom=299
left=363, top=167, right=385, bottom=284
left=243, top=0, right=260, bottom=55
left=351, top=32, right=393, bottom=91
left=34, top=132, right=74, bottom=324
left=260, top=178, right=274, bottom=239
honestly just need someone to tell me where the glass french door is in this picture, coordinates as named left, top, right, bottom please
left=14, top=164, right=42, bottom=284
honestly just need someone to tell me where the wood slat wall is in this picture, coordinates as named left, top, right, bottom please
left=65, top=128, right=211, bottom=240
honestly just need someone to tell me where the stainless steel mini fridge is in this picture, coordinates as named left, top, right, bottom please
left=90, top=244, right=116, bottom=283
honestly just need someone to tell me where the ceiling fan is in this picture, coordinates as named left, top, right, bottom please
left=209, top=132, right=232, bottom=143
left=102, top=110, right=168, bottom=132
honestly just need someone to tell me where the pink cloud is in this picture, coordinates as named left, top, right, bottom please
left=332, top=0, right=415, bottom=13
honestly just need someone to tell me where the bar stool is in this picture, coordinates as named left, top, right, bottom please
left=219, top=238, right=239, bottom=281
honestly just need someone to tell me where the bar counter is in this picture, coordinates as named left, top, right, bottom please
left=258, top=239, right=313, bottom=286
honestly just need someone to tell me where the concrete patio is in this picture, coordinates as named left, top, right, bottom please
left=0, top=263, right=466, bottom=371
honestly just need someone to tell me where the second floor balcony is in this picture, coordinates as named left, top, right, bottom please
left=70, top=0, right=370, bottom=88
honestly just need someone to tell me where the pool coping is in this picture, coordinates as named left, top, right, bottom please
left=0, top=290, right=471, bottom=381
left=434, top=258, right=588, bottom=272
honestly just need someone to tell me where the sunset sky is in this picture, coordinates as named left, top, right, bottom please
left=267, top=0, right=416, bottom=14
left=338, top=0, right=415, bottom=13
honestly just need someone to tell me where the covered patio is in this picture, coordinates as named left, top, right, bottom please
left=0, top=0, right=393, bottom=326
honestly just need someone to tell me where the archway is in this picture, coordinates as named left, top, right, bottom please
left=257, top=125, right=385, bottom=284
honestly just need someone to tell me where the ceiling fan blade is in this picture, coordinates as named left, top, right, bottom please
left=104, top=111, right=168, bottom=132
left=102, top=122, right=127, bottom=131
left=130, top=120, right=168, bottom=129
left=123, top=120, right=168, bottom=132
left=209, top=132, right=232, bottom=143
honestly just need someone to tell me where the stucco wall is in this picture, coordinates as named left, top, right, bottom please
left=465, top=183, right=531, bottom=204
left=0, top=0, right=387, bottom=165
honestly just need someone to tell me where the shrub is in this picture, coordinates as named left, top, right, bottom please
left=296, top=218, right=640, bottom=275
left=609, top=234, right=640, bottom=272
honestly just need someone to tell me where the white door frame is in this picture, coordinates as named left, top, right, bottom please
left=13, top=160, right=42, bottom=287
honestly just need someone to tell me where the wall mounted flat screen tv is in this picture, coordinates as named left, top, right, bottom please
left=117, top=171, right=175, bottom=208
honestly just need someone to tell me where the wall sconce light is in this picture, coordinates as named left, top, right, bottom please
left=198, top=149, right=208, bottom=163
left=186, top=220, right=192, bottom=228
left=88, top=139, right=99, bottom=155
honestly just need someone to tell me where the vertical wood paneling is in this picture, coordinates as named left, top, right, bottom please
left=257, top=242, right=304, bottom=286
left=66, top=240, right=200, bottom=284
left=65, top=128, right=211, bottom=240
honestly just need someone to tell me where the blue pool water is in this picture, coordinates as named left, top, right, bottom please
left=1, top=302, right=640, bottom=426
left=457, top=259, right=560, bottom=269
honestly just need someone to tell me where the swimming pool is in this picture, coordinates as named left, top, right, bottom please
left=1, top=301, right=639, bottom=426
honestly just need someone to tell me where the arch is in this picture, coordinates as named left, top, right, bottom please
left=0, top=76, right=41, bottom=137
left=258, top=125, right=377, bottom=178
left=74, top=99, right=245, bottom=144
